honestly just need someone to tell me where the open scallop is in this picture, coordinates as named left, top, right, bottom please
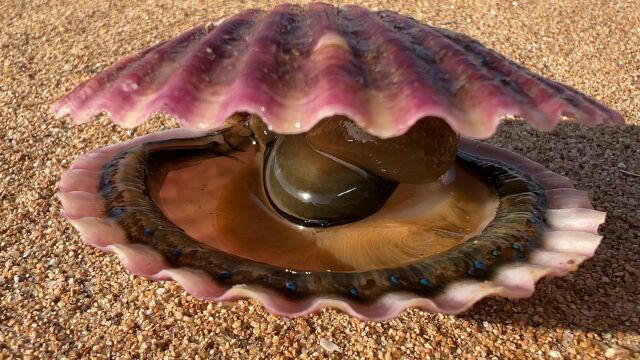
left=54, top=3, right=622, bottom=320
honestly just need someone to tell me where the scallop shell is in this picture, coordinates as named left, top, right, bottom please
left=54, top=3, right=620, bottom=320
left=57, top=128, right=605, bottom=321
left=53, top=3, right=622, bottom=138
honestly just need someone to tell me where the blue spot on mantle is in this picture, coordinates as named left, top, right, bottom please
left=108, top=207, right=125, bottom=218
left=389, top=275, right=399, bottom=285
left=285, top=281, right=297, bottom=291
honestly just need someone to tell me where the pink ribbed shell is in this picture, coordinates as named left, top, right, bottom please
left=53, top=3, right=623, bottom=139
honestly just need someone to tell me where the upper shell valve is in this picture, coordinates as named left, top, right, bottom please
left=52, top=3, right=623, bottom=139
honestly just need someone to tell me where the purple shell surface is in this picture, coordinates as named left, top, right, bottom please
left=57, top=129, right=605, bottom=320
left=53, top=3, right=623, bottom=138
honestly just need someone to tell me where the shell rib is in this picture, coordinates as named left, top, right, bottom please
left=52, top=3, right=623, bottom=139
left=57, top=128, right=605, bottom=320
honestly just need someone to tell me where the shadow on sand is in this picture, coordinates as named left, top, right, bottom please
left=456, top=121, right=639, bottom=335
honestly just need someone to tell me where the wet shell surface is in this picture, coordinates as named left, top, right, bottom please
left=52, top=3, right=622, bottom=139
left=57, top=128, right=606, bottom=320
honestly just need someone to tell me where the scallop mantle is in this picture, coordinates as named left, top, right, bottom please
left=52, top=3, right=623, bottom=139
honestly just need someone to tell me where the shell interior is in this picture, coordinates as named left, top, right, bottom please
left=155, top=139, right=499, bottom=271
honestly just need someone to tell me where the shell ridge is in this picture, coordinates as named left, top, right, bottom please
left=448, top=33, right=613, bottom=128
left=355, top=8, right=446, bottom=133
left=437, top=31, right=563, bottom=116
left=213, top=6, right=325, bottom=130
left=84, top=25, right=210, bottom=126
left=303, top=5, right=384, bottom=131
left=530, top=72, right=622, bottom=125
left=370, top=11, right=473, bottom=134
left=144, top=11, right=265, bottom=127
left=52, top=48, right=150, bottom=122
left=229, top=3, right=374, bottom=132
left=392, top=16, right=518, bottom=136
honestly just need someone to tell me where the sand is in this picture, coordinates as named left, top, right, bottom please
left=1, top=0, right=639, bottom=358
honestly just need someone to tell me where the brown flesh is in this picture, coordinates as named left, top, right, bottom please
left=307, top=116, right=459, bottom=184
left=157, top=153, right=498, bottom=272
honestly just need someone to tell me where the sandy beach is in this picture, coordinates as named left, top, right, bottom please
left=1, top=0, right=639, bottom=358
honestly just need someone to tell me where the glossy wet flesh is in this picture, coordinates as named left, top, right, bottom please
left=98, top=129, right=545, bottom=302
left=263, top=134, right=398, bottom=227
left=165, top=155, right=497, bottom=272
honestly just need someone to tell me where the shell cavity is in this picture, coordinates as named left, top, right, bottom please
left=57, top=128, right=605, bottom=320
